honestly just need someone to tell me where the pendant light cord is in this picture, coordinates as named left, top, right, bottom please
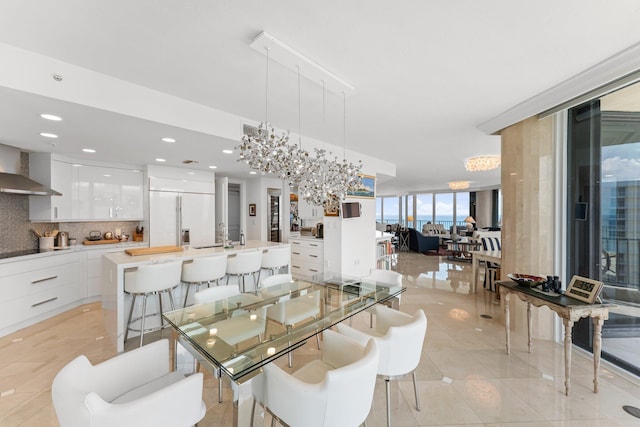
left=298, top=66, right=302, bottom=148
left=343, top=91, right=346, bottom=160
left=265, top=47, right=269, bottom=126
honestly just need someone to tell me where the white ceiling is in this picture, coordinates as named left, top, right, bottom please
left=1, top=0, right=640, bottom=195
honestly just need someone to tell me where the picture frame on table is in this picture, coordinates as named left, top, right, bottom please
left=249, top=204, right=256, bottom=216
left=565, top=275, right=604, bottom=304
left=347, top=174, right=375, bottom=198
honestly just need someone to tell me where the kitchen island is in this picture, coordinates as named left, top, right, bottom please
left=102, top=240, right=290, bottom=352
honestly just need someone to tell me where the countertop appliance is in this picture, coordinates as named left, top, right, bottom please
left=56, top=231, right=69, bottom=248
left=316, top=222, right=324, bottom=239
left=149, top=178, right=215, bottom=247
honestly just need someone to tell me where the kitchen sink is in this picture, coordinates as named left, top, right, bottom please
left=193, top=244, right=224, bottom=249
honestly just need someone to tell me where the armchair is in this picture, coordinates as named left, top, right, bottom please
left=408, top=228, right=440, bottom=253
left=52, top=339, right=206, bottom=427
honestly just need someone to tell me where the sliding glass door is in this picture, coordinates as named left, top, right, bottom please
left=568, top=84, right=640, bottom=376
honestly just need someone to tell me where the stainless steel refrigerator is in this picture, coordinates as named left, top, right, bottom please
left=149, top=190, right=216, bottom=247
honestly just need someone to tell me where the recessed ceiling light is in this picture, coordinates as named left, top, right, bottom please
left=208, top=165, right=217, bottom=169
left=40, top=114, right=62, bottom=121
left=222, top=149, right=233, bottom=154
left=40, top=132, right=58, bottom=138
left=188, top=172, right=195, bottom=175
left=161, top=137, right=176, bottom=143
left=72, top=164, right=83, bottom=167
left=249, top=171, right=257, bottom=175
left=103, top=174, right=111, bottom=177
left=82, top=148, right=96, bottom=153
left=155, top=158, right=166, bottom=162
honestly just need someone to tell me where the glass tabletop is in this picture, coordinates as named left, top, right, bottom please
left=163, top=273, right=405, bottom=383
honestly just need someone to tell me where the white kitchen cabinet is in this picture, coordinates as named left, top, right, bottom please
left=290, top=238, right=324, bottom=277
left=0, top=252, right=82, bottom=335
left=29, top=155, right=79, bottom=221
left=29, top=154, right=143, bottom=221
left=78, top=165, right=143, bottom=220
left=297, top=198, right=323, bottom=219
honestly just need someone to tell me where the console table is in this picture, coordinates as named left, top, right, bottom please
left=498, top=281, right=616, bottom=396
left=446, top=239, right=481, bottom=262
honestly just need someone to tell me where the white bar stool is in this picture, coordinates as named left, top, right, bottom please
left=181, top=255, right=227, bottom=307
left=258, top=246, right=290, bottom=285
left=124, top=260, right=182, bottom=347
left=225, top=250, right=262, bottom=293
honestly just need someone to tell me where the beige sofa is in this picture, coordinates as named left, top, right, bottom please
left=422, top=223, right=448, bottom=235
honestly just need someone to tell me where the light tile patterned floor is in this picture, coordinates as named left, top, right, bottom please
left=1, top=251, right=639, bottom=426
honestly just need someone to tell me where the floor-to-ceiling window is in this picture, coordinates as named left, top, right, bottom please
left=416, top=193, right=433, bottom=231
left=568, top=83, right=640, bottom=375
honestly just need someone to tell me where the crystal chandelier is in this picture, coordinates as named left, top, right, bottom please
left=448, top=180, right=470, bottom=190
left=237, top=39, right=364, bottom=209
left=298, top=92, right=362, bottom=209
left=465, top=155, right=501, bottom=172
left=236, top=47, right=292, bottom=177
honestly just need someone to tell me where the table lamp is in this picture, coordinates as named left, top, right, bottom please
left=464, top=216, right=476, bottom=231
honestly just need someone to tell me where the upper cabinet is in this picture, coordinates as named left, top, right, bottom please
left=29, top=154, right=143, bottom=222
left=29, top=154, right=78, bottom=221
left=298, top=197, right=323, bottom=219
left=78, top=166, right=143, bottom=220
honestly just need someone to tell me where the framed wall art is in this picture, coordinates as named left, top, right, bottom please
left=347, top=174, right=375, bottom=198
left=249, top=203, right=256, bottom=216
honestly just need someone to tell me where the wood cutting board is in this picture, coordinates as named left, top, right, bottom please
left=125, top=246, right=184, bottom=256
left=83, top=239, right=120, bottom=245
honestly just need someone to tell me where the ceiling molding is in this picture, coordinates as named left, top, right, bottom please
left=478, top=41, right=640, bottom=135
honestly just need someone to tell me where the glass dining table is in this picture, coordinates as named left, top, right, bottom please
left=163, top=272, right=405, bottom=427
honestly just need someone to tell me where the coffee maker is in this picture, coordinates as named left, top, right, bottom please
left=316, top=222, right=324, bottom=239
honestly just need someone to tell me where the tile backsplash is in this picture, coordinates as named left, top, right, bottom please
left=0, top=152, right=143, bottom=252
left=0, top=193, right=143, bottom=252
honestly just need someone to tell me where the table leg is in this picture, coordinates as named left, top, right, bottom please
left=527, top=302, right=532, bottom=353
left=503, top=290, right=511, bottom=355
left=592, top=316, right=604, bottom=393
left=471, top=255, right=478, bottom=294
left=563, top=318, right=574, bottom=396
left=232, top=379, right=261, bottom=426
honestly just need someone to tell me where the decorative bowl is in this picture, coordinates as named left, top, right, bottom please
left=507, top=273, right=546, bottom=288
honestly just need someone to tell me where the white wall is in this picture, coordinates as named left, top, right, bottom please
left=324, top=197, right=376, bottom=276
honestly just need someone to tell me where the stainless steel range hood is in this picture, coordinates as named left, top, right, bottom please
left=0, top=172, right=62, bottom=196
left=0, top=144, right=61, bottom=196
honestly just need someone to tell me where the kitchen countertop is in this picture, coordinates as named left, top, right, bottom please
left=0, top=241, right=148, bottom=265
left=102, top=240, right=288, bottom=266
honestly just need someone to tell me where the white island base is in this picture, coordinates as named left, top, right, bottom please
left=101, top=240, right=290, bottom=352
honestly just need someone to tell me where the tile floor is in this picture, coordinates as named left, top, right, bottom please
left=1, top=251, right=640, bottom=426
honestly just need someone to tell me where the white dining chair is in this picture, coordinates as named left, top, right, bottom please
left=52, top=339, right=205, bottom=427
left=361, top=268, right=403, bottom=327
left=252, top=329, right=379, bottom=427
left=337, top=306, right=427, bottom=427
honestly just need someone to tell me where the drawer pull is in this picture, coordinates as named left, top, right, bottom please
left=292, top=251, right=301, bottom=255
left=309, top=268, right=319, bottom=272
left=31, top=275, right=58, bottom=284
left=292, top=265, right=301, bottom=268
left=32, top=296, right=58, bottom=307
left=292, top=241, right=301, bottom=245
left=309, top=255, right=318, bottom=258
left=309, top=243, right=318, bottom=247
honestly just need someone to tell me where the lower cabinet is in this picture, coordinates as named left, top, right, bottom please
left=0, top=252, right=82, bottom=334
left=84, top=244, right=146, bottom=299
left=290, top=238, right=324, bottom=277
